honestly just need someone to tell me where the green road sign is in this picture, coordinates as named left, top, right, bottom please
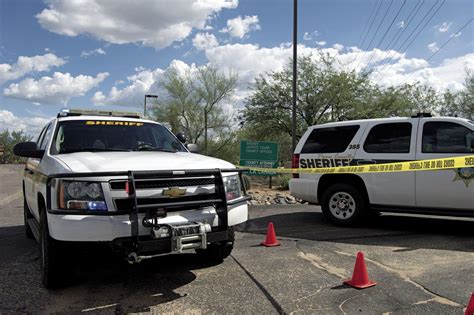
left=239, top=140, right=279, bottom=176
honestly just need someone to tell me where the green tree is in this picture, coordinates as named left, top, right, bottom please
left=153, top=65, right=238, bottom=157
left=0, top=130, right=32, bottom=164
left=242, top=54, right=381, bottom=139
left=440, top=70, right=474, bottom=119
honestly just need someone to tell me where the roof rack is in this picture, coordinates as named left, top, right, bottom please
left=411, top=112, right=432, bottom=118
left=57, top=109, right=141, bottom=119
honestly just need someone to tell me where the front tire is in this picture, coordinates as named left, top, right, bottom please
left=196, top=228, right=234, bottom=262
left=321, top=183, right=367, bottom=226
left=40, top=208, right=62, bottom=289
left=24, top=197, right=34, bottom=239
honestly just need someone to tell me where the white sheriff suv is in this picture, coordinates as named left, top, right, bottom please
left=290, top=113, right=474, bottom=226
left=14, top=110, right=249, bottom=288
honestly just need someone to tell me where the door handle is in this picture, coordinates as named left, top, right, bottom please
left=357, top=159, right=376, bottom=165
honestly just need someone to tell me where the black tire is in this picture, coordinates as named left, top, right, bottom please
left=39, top=207, right=62, bottom=289
left=24, top=197, right=34, bottom=239
left=195, top=227, right=234, bottom=262
left=321, top=183, right=367, bottom=226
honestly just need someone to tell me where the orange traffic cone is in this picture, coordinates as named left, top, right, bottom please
left=465, top=293, right=474, bottom=315
left=260, top=222, right=280, bottom=247
left=344, top=252, right=376, bottom=289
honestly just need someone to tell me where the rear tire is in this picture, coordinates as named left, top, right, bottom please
left=321, top=183, right=367, bottom=226
left=24, top=197, right=34, bottom=239
left=196, top=228, right=234, bottom=262
left=40, top=208, right=62, bottom=289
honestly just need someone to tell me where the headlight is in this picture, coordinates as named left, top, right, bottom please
left=59, top=181, right=107, bottom=211
left=223, top=175, right=242, bottom=201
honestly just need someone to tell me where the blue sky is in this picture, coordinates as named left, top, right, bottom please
left=0, top=0, right=473, bottom=134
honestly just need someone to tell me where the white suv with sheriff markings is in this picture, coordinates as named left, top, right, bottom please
left=14, top=109, right=249, bottom=288
left=290, top=114, right=474, bottom=225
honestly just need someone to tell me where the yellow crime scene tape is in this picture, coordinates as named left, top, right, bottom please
left=238, top=155, right=474, bottom=175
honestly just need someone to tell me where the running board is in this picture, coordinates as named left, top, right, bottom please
left=27, top=218, right=40, bottom=242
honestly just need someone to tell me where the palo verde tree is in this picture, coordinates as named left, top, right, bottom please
left=153, top=64, right=238, bottom=156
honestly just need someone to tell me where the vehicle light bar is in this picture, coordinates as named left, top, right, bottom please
left=58, top=108, right=141, bottom=119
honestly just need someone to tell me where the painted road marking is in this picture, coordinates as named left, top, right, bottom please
left=0, top=190, right=22, bottom=207
left=81, top=303, right=119, bottom=312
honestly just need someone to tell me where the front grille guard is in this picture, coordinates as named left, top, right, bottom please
left=46, top=168, right=249, bottom=257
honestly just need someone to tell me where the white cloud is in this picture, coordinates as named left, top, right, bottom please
left=93, top=67, right=164, bottom=106
left=92, top=60, right=220, bottom=107
left=315, top=41, right=327, bottom=46
left=0, top=53, right=66, bottom=84
left=36, top=0, right=238, bottom=50
left=93, top=41, right=473, bottom=111
left=80, top=48, right=106, bottom=58
left=332, top=44, right=344, bottom=51
left=427, top=42, right=439, bottom=53
left=0, top=110, right=50, bottom=136
left=220, top=15, right=260, bottom=38
left=193, top=32, right=219, bottom=51
left=3, top=72, right=109, bottom=105
left=397, top=21, right=405, bottom=29
left=202, top=42, right=470, bottom=93
left=373, top=53, right=474, bottom=92
left=303, top=31, right=318, bottom=41
left=450, top=31, right=462, bottom=38
left=438, top=22, right=452, bottom=33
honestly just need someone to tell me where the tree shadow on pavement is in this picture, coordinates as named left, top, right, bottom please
left=0, top=225, right=221, bottom=314
left=236, top=210, right=474, bottom=253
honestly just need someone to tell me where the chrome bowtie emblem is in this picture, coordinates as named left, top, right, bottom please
left=162, top=187, right=186, bottom=198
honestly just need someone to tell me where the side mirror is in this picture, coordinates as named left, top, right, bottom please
left=176, top=132, right=187, bottom=143
left=13, top=142, right=45, bottom=159
left=186, top=143, right=199, bottom=153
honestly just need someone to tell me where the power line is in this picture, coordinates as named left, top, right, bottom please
left=357, top=0, right=379, bottom=48
left=365, top=0, right=407, bottom=69
left=360, top=0, right=384, bottom=50
left=353, top=0, right=384, bottom=70
left=426, top=18, right=473, bottom=61
left=375, top=0, right=424, bottom=70
left=379, top=0, right=443, bottom=75
left=349, top=0, right=379, bottom=70
left=362, top=0, right=395, bottom=68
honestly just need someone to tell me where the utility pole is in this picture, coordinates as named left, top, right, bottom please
left=292, top=0, right=298, bottom=152
left=144, top=94, right=158, bottom=117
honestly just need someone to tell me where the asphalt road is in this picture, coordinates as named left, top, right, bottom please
left=1, top=164, right=473, bottom=314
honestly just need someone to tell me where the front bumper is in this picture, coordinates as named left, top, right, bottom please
left=47, top=203, right=248, bottom=242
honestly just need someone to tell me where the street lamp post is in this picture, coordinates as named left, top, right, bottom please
left=144, top=94, right=158, bottom=117
left=292, top=0, right=298, bottom=152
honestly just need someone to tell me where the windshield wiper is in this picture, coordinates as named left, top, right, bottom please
left=132, top=147, right=176, bottom=153
left=59, top=147, right=131, bottom=154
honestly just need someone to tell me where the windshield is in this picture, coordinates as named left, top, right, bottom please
left=51, top=120, right=187, bottom=154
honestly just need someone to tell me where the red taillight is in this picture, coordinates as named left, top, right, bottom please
left=125, top=181, right=130, bottom=194
left=292, top=154, right=300, bottom=178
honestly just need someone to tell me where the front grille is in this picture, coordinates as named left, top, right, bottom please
left=110, top=177, right=215, bottom=190
left=114, top=194, right=218, bottom=212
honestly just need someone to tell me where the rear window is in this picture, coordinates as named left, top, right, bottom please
left=422, top=122, right=473, bottom=153
left=364, top=123, right=412, bottom=153
left=301, top=125, right=360, bottom=153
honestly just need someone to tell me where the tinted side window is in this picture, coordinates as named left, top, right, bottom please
left=36, top=125, right=47, bottom=145
left=422, top=122, right=473, bottom=153
left=301, top=125, right=360, bottom=153
left=364, top=123, right=412, bottom=153
left=39, top=124, right=53, bottom=150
